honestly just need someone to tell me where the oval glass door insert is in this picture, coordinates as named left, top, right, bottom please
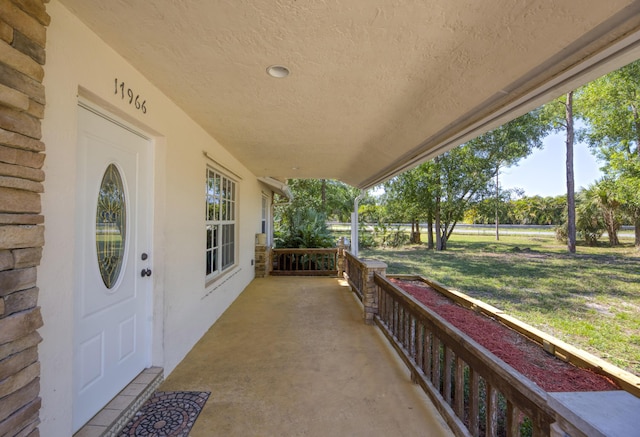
left=96, top=164, right=127, bottom=289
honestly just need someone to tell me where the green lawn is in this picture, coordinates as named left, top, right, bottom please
left=360, top=233, right=640, bottom=376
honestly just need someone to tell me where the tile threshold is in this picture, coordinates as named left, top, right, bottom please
left=74, top=367, right=164, bottom=437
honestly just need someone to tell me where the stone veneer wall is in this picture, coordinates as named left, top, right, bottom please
left=254, top=244, right=271, bottom=278
left=0, top=0, right=49, bottom=435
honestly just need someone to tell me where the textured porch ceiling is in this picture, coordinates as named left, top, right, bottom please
left=59, top=0, right=640, bottom=189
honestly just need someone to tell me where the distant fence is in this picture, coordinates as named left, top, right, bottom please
left=327, top=222, right=634, bottom=236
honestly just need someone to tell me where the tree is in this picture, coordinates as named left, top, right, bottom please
left=444, top=108, right=548, bottom=244
left=464, top=187, right=522, bottom=224
left=380, top=110, right=548, bottom=250
left=583, top=178, right=622, bottom=246
left=274, top=178, right=365, bottom=248
left=280, top=179, right=362, bottom=223
left=432, top=119, right=541, bottom=250
left=383, top=161, right=438, bottom=247
left=542, top=92, right=577, bottom=252
left=508, top=195, right=565, bottom=225
left=577, top=59, right=640, bottom=248
left=458, top=110, right=548, bottom=243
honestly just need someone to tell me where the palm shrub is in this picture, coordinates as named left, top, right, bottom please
left=555, top=221, right=568, bottom=243
left=576, top=190, right=605, bottom=246
left=274, top=207, right=334, bottom=248
left=557, top=189, right=607, bottom=246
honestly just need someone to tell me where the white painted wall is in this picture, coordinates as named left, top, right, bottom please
left=39, top=1, right=265, bottom=434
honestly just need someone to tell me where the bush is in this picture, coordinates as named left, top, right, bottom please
left=371, top=222, right=409, bottom=247
left=576, top=200, right=605, bottom=246
left=359, top=223, right=377, bottom=249
left=555, top=222, right=568, bottom=243
left=274, top=208, right=334, bottom=248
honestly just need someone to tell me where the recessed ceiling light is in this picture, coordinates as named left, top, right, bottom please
left=267, top=65, right=290, bottom=78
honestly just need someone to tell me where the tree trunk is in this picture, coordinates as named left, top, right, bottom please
left=495, top=170, right=500, bottom=241
left=439, top=226, right=448, bottom=250
left=565, top=92, right=576, bottom=253
left=427, top=213, right=434, bottom=249
left=321, top=179, right=327, bottom=212
left=435, top=197, right=443, bottom=250
left=412, top=219, right=421, bottom=244
left=605, top=210, right=620, bottom=246
left=635, top=215, right=640, bottom=249
left=434, top=157, right=444, bottom=251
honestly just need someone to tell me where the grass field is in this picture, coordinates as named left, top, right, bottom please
left=360, top=233, right=640, bottom=376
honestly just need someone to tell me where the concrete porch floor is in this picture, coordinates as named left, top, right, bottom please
left=159, top=276, right=452, bottom=436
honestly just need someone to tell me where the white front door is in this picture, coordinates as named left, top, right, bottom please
left=73, top=104, right=152, bottom=431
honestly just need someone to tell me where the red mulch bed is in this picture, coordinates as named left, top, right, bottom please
left=390, top=279, right=619, bottom=392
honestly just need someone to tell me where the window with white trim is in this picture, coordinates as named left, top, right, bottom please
left=206, top=167, right=236, bottom=279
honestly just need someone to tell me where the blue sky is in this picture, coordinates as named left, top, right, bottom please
left=500, top=131, right=604, bottom=198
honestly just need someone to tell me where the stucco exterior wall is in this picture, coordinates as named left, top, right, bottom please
left=39, top=1, right=264, bottom=434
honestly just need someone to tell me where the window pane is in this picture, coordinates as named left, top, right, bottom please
left=214, top=175, right=221, bottom=220
left=206, top=250, right=212, bottom=275
left=228, top=229, right=235, bottom=265
left=221, top=224, right=235, bottom=270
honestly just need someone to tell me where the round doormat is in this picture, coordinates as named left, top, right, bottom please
left=120, top=391, right=210, bottom=436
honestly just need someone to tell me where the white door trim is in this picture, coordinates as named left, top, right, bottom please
left=73, top=100, right=155, bottom=431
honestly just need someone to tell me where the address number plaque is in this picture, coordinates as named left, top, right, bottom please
left=114, top=78, right=147, bottom=114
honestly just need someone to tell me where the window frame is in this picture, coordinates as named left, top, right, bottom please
left=261, top=193, right=271, bottom=246
left=205, top=166, right=237, bottom=282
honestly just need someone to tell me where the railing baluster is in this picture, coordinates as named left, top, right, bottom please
left=394, top=299, right=399, bottom=338
left=432, top=336, right=441, bottom=393
left=403, top=307, right=408, bottom=348
left=403, top=308, right=409, bottom=349
left=415, top=320, right=423, bottom=369
left=486, top=382, right=498, bottom=437
left=506, top=401, right=520, bottom=437
left=454, top=356, right=464, bottom=420
left=444, top=346, right=453, bottom=404
left=398, top=304, right=404, bottom=345
left=424, top=328, right=432, bottom=380
left=406, top=311, right=412, bottom=351
left=469, top=368, right=479, bottom=437
left=532, top=423, right=548, bottom=437
left=385, top=291, right=390, bottom=324
left=383, top=288, right=389, bottom=324
left=413, top=318, right=420, bottom=365
left=410, top=313, right=416, bottom=361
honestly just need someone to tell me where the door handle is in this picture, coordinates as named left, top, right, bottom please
left=141, top=268, right=152, bottom=277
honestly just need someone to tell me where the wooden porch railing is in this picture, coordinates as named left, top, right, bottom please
left=271, top=248, right=339, bottom=276
left=374, top=273, right=555, bottom=437
left=344, top=251, right=365, bottom=301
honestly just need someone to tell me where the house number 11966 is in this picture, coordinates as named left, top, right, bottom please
left=114, top=78, right=147, bottom=114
